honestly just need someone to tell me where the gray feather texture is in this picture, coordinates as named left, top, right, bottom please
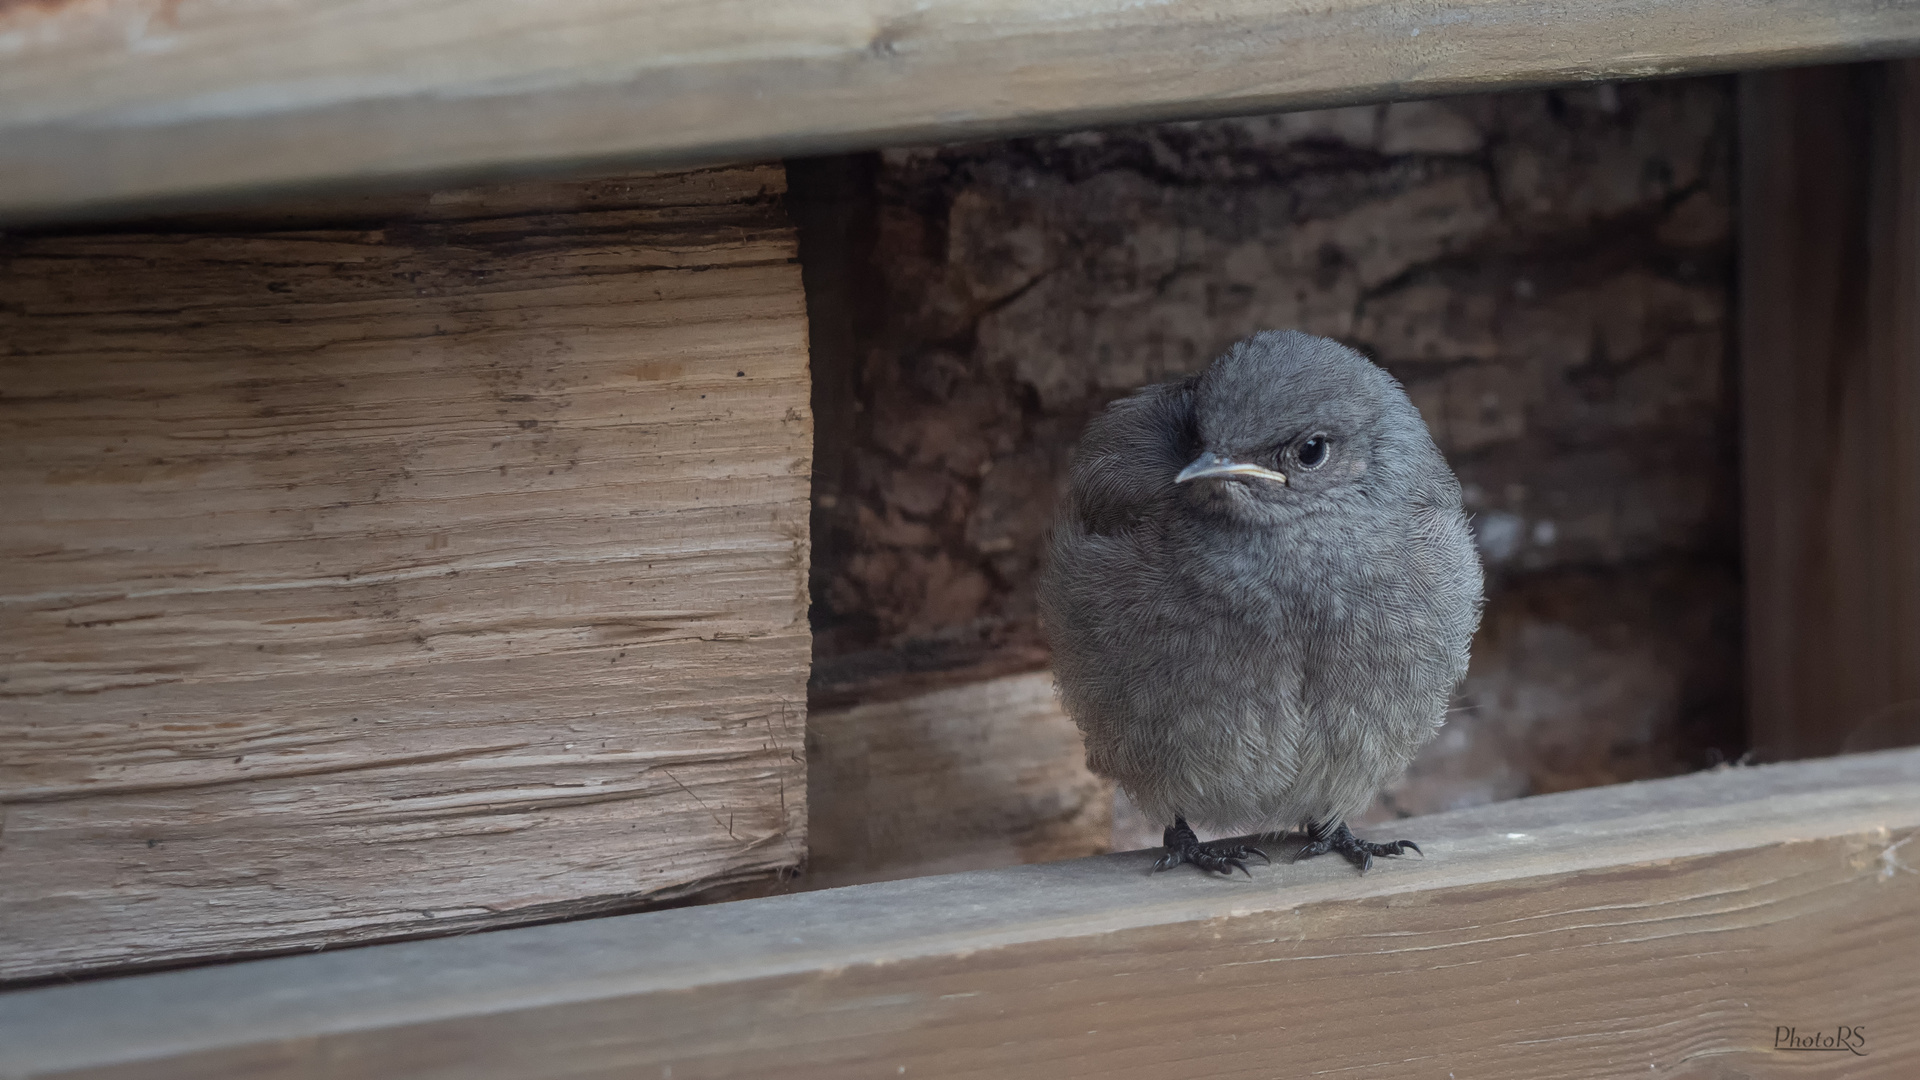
left=1040, top=331, right=1484, bottom=835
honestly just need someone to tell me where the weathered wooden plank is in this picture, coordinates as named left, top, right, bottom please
left=2, top=748, right=1915, bottom=1079
left=6, top=0, right=1920, bottom=222
left=1739, top=62, right=1920, bottom=761
left=806, top=671, right=1110, bottom=888
left=0, top=166, right=811, bottom=982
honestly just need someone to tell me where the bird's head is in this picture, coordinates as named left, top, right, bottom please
left=1174, top=331, right=1436, bottom=524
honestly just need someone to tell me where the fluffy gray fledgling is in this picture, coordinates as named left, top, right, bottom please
left=1041, top=331, right=1483, bottom=875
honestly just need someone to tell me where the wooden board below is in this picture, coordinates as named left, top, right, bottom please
left=2, top=748, right=1916, bottom=1078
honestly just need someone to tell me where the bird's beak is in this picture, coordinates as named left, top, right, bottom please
left=1175, top=450, right=1288, bottom=486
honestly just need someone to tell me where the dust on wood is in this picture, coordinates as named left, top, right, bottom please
left=0, top=166, right=812, bottom=982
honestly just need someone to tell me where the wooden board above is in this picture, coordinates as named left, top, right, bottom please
left=2, top=748, right=1917, bottom=1078
left=5, top=0, right=1920, bottom=221
left=0, top=166, right=812, bottom=983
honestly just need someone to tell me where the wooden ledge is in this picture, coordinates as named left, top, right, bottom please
left=6, top=0, right=1920, bottom=222
left=4, top=747, right=1918, bottom=1078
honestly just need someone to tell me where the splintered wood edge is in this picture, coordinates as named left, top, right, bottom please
left=2, top=747, right=1917, bottom=1076
left=5, top=0, right=1920, bottom=221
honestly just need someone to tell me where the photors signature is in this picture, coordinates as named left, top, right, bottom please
left=1775, top=1026, right=1868, bottom=1056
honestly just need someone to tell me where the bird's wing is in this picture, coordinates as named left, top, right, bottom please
left=1068, top=378, right=1198, bottom=536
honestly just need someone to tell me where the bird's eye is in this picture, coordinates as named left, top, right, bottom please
left=1297, top=435, right=1331, bottom=469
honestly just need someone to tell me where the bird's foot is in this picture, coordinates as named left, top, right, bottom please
left=1293, top=819, right=1421, bottom=874
left=1152, top=816, right=1269, bottom=878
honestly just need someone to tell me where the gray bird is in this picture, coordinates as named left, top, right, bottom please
left=1041, top=331, right=1482, bottom=875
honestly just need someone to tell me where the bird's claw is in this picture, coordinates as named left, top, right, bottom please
left=1293, top=820, right=1422, bottom=874
left=1152, top=844, right=1267, bottom=877
left=1153, top=816, right=1269, bottom=878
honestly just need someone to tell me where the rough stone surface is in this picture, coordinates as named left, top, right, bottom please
left=797, top=77, right=1743, bottom=848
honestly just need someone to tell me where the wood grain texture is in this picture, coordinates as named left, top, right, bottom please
left=7, top=0, right=1920, bottom=221
left=2, top=748, right=1916, bottom=1079
left=0, top=166, right=811, bottom=982
left=1739, top=63, right=1920, bottom=761
left=806, top=671, right=1111, bottom=888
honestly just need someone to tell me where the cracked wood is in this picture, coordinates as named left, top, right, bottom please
left=0, top=165, right=811, bottom=983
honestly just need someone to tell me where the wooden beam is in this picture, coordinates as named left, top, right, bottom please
left=806, top=671, right=1111, bottom=888
left=1739, top=63, right=1920, bottom=761
left=7, top=1, right=1920, bottom=222
left=0, top=167, right=811, bottom=983
left=4, top=748, right=1917, bottom=1079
